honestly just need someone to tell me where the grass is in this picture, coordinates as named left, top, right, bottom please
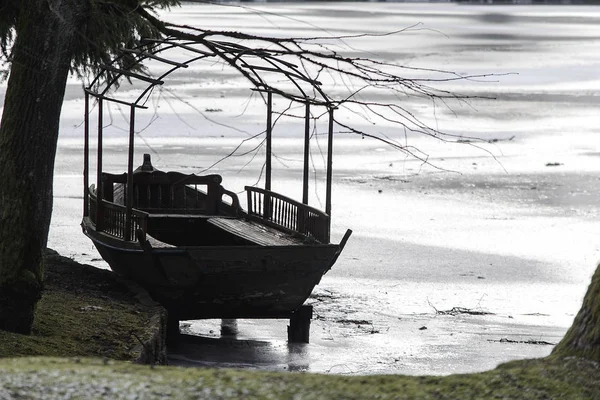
left=0, top=250, right=165, bottom=362
left=0, top=356, right=598, bottom=399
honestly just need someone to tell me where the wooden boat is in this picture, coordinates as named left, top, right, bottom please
left=81, top=39, right=352, bottom=342
left=82, top=154, right=350, bottom=322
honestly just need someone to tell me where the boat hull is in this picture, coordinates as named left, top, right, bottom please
left=82, top=217, right=340, bottom=320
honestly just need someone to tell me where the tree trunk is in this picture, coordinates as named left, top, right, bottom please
left=0, top=0, right=84, bottom=333
left=552, top=263, right=600, bottom=361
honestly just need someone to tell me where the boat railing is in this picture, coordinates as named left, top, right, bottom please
left=89, top=186, right=148, bottom=241
left=102, top=201, right=149, bottom=241
left=245, top=186, right=330, bottom=243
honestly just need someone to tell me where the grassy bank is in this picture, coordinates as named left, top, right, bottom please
left=0, top=356, right=598, bottom=399
left=0, top=250, right=166, bottom=363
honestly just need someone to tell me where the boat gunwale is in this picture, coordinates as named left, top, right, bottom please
left=82, top=217, right=340, bottom=253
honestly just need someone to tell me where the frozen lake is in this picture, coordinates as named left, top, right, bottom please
left=42, top=2, right=600, bottom=375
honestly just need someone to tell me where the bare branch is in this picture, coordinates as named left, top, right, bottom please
left=87, top=5, right=506, bottom=166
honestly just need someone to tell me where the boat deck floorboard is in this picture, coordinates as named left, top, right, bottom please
left=207, top=217, right=306, bottom=246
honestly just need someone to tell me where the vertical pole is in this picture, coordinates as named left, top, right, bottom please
left=125, top=105, right=135, bottom=241
left=264, top=92, right=272, bottom=219
left=302, top=102, right=310, bottom=205
left=83, top=93, right=89, bottom=217
left=96, top=98, right=104, bottom=231
left=265, top=91, right=272, bottom=192
left=325, top=107, right=334, bottom=218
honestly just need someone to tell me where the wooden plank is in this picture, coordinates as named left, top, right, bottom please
left=207, top=217, right=305, bottom=247
left=147, top=213, right=209, bottom=219
left=146, top=233, right=176, bottom=249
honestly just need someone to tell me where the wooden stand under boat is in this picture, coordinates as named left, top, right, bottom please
left=81, top=40, right=352, bottom=343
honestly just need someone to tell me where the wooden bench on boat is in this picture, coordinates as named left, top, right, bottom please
left=101, top=171, right=241, bottom=216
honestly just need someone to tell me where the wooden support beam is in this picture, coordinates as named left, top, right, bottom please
left=84, top=88, right=149, bottom=109
left=96, top=99, right=104, bottom=231
left=265, top=92, right=273, bottom=220
left=302, top=102, right=310, bottom=205
left=83, top=93, right=89, bottom=217
left=325, top=108, right=334, bottom=217
left=265, top=92, right=272, bottom=192
left=288, top=305, right=313, bottom=343
left=125, top=105, right=135, bottom=241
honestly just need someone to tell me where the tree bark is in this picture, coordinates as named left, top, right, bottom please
left=552, top=263, right=600, bottom=361
left=0, top=0, right=85, bottom=333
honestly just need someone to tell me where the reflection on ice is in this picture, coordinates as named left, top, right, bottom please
left=170, top=322, right=310, bottom=373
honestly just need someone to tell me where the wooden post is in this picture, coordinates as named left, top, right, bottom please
left=265, top=91, right=272, bottom=192
left=299, top=102, right=311, bottom=233
left=302, top=102, right=310, bottom=205
left=166, top=314, right=180, bottom=345
left=325, top=107, right=334, bottom=218
left=288, top=305, right=313, bottom=343
left=264, top=92, right=273, bottom=219
left=83, top=93, right=89, bottom=217
left=220, top=319, right=238, bottom=337
left=125, top=105, right=135, bottom=241
left=96, top=98, right=104, bottom=231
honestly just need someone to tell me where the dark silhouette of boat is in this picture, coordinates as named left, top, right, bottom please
left=80, top=39, right=352, bottom=342
left=82, top=154, right=351, bottom=341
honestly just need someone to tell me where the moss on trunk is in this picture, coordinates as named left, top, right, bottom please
left=552, top=263, right=600, bottom=361
left=0, top=273, right=43, bottom=334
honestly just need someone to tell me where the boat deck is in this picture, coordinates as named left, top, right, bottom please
left=207, top=217, right=307, bottom=246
